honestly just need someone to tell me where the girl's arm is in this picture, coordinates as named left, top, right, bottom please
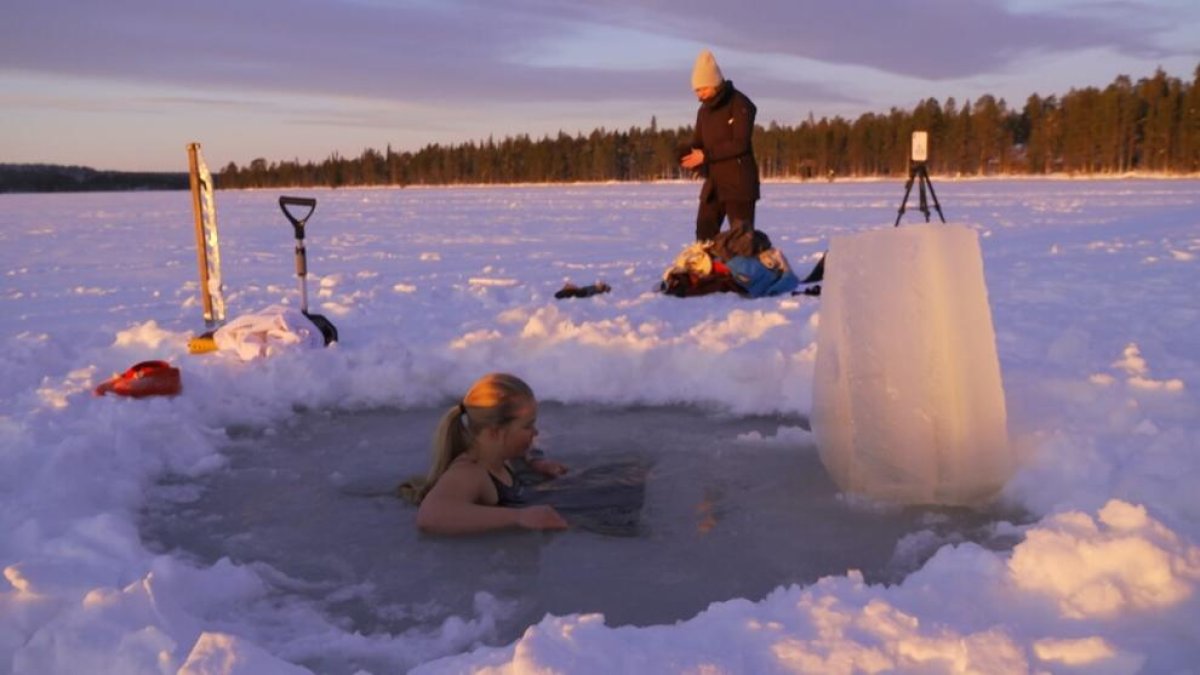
left=416, top=465, right=566, bottom=535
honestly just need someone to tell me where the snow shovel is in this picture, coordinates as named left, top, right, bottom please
left=279, top=196, right=339, bottom=346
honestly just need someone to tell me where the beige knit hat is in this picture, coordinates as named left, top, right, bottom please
left=691, top=49, right=725, bottom=90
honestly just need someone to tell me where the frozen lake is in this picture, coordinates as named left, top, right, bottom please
left=3, top=178, right=1198, bottom=673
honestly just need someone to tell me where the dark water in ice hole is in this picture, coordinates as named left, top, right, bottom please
left=141, top=403, right=1027, bottom=666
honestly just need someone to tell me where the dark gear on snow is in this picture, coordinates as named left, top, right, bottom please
left=555, top=282, right=611, bottom=299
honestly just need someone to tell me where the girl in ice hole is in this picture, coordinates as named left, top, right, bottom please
left=400, top=373, right=569, bottom=535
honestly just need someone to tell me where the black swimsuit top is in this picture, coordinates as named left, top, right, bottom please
left=489, top=465, right=525, bottom=506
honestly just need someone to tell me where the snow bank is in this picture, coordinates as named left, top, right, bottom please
left=418, top=497, right=1198, bottom=673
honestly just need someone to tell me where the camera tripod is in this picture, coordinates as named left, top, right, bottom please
left=894, top=161, right=945, bottom=227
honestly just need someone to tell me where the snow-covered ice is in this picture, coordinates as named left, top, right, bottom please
left=2, top=179, right=1199, bottom=673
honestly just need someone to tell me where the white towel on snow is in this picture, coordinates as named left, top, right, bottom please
left=213, top=305, right=324, bottom=361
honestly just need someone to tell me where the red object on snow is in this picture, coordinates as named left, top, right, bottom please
left=93, top=360, right=182, bottom=398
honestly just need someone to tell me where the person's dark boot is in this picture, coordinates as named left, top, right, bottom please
left=724, top=220, right=756, bottom=258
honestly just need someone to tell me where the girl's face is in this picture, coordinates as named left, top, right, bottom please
left=500, top=399, right=539, bottom=458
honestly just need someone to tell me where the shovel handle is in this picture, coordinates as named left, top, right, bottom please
left=279, top=196, right=316, bottom=240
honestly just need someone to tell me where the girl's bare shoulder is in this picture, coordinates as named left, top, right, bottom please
left=434, top=458, right=495, bottom=502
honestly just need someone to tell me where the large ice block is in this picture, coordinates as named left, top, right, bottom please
left=811, top=223, right=1013, bottom=506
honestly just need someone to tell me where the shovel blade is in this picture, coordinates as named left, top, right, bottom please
left=303, top=311, right=339, bottom=346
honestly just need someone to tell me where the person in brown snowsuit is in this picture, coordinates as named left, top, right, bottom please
left=679, top=49, right=761, bottom=257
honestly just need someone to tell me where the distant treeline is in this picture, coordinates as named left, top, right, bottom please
left=218, top=64, right=1200, bottom=189
left=0, top=164, right=187, bottom=193
left=8, top=64, right=1198, bottom=193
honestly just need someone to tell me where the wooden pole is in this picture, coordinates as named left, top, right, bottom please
left=187, top=142, right=215, bottom=327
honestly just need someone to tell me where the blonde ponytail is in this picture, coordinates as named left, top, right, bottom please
left=397, top=373, right=534, bottom=504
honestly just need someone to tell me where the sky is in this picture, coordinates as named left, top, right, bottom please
left=2, top=0, right=1199, bottom=172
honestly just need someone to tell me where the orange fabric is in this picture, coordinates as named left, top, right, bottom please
left=94, top=360, right=182, bottom=398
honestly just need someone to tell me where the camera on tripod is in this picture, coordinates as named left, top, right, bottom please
left=895, top=131, right=944, bottom=227
left=911, top=131, right=928, bottom=164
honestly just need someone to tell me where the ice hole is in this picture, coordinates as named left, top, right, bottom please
left=141, top=403, right=1027, bottom=670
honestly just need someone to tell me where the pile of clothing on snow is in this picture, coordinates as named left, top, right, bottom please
left=660, top=228, right=807, bottom=298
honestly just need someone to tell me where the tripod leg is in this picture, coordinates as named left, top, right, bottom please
left=918, top=174, right=931, bottom=222
left=924, top=174, right=947, bottom=223
left=894, top=172, right=917, bottom=227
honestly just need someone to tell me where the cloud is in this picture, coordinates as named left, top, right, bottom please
left=7, top=0, right=1190, bottom=110
left=0, top=0, right=869, bottom=111
left=489, top=0, right=1196, bottom=80
left=1, top=0, right=590, bottom=102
